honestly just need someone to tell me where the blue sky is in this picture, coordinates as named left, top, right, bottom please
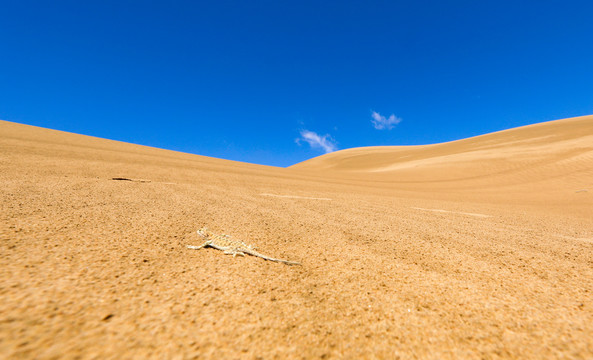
left=1, top=1, right=592, bottom=167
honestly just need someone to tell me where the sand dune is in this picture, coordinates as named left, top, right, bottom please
left=1, top=117, right=592, bottom=359
left=292, top=115, right=593, bottom=176
left=292, top=115, right=593, bottom=214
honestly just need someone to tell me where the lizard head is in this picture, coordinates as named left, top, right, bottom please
left=197, top=227, right=208, bottom=238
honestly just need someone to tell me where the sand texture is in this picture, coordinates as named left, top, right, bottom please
left=1, top=116, right=593, bottom=359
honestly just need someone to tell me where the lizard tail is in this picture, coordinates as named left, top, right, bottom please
left=282, top=260, right=302, bottom=266
left=268, top=258, right=301, bottom=266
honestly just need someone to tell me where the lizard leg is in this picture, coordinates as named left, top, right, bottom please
left=224, top=250, right=245, bottom=257
left=187, top=240, right=212, bottom=250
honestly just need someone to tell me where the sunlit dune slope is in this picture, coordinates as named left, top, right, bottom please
left=2, top=117, right=593, bottom=359
left=291, top=115, right=593, bottom=191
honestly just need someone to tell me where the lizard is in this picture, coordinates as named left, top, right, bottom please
left=186, top=227, right=301, bottom=266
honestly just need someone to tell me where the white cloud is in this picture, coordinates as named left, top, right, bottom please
left=371, top=111, right=402, bottom=130
left=296, top=130, right=337, bottom=153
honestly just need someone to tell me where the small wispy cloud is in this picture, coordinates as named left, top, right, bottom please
left=296, top=130, right=337, bottom=153
left=371, top=111, right=402, bottom=130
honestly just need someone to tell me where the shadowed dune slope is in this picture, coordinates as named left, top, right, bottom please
left=291, top=115, right=593, bottom=192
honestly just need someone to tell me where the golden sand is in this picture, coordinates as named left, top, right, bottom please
left=1, top=116, right=592, bottom=358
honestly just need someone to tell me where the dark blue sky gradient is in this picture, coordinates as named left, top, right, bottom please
left=1, top=0, right=592, bottom=166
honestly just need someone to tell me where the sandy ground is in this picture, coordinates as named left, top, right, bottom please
left=1, top=117, right=592, bottom=359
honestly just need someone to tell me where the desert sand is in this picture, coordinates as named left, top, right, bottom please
left=1, top=115, right=592, bottom=359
